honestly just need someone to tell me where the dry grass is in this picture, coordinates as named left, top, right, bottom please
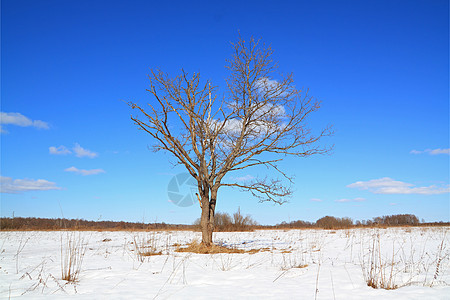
left=139, top=249, right=163, bottom=257
left=280, top=249, right=293, bottom=254
left=359, top=227, right=450, bottom=289
left=131, top=232, right=163, bottom=262
left=280, top=250, right=309, bottom=271
left=175, top=240, right=246, bottom=254
left=175, top=240, right=288, bottom=255
left=430, top=230, right=448, bottom=287
left=247, top=247, right=272, bottom=254
left=361, top=233, right=398, bottom=290
left=60, top=232, right=87, bottom=282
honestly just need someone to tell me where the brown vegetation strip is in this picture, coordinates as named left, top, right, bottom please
left=174, top=240, right=282, bottom=254
left=175, top=240, right=245, bottom=254
left=175, top=240, right=277, bottom=254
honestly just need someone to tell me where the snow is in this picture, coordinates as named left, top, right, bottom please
left=1, top=227, right=449, bottom=299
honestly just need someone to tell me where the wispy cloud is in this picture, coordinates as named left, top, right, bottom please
left=410, top=150, right=422, bottom=154
left=335, top=199, right=351, bottom=203
left=64, top=166, right=105, bottom=176
left=310, top=198, right=323, bottom=202
left=0, top=112, right=49, bottom=133
left=1, top=176, right=61, bottom=193
left=335, top=197, right=366, bottom=203
left=410, top=148, right=450, bottom=155
left=50, top=143, right=98, bottom=158
left=49, top=145, right=72, bottom=155
left=231, top=175, right=255, bottom=182
left=347, top=177, right=450, bottom=195
left=73, top=143, right=98, bottom=158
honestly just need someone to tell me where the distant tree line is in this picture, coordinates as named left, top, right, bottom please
left=0, top=217, right=193, bottom=231
left=1, top=213, right=447, bottom=231
left=372, top=214, right=419, bottom=226
left=276, top=214, right=447, bottom=229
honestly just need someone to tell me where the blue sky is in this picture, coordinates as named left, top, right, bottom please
left=1, top=0, right=449, bottom=225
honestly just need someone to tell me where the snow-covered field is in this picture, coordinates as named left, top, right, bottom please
left=1, top=227, right=449, bottom=299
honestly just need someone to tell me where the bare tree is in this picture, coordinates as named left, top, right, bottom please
left=129, top=35, right=332, bottom=246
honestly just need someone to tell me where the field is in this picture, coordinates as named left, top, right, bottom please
left=1, top=227, right=449, bottom=299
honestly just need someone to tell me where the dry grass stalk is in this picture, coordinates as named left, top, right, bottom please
left=430, top=230, right=448, bottom=287
left=362, top=233, right=398, bottom=290
left=132, top=233, right=163, bottom=262
left=14, top=234, right=31, bottom=274
left=280, top=251, right=308, bottom=271
left=60, top=232, right=87, bottom=282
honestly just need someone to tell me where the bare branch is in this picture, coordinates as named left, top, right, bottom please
left=128, top=34, right=332, bottom=206
left=221, top=177, right=292, bottom=205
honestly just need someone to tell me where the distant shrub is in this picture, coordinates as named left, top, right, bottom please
left=276, top=220, right=314, bottom=229
left=215, top=212, right=233, bottom=231
left=316, top=216, right=353, bottom=229
left=373, top=214, right=419, bottom=226
left=193, top=208, right=258, bottom=232
left=231, top=207, right=258, bottom=231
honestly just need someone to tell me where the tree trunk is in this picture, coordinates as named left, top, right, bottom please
left=200, top=200, right=212, bottom=246
left=200, top=189, right=217, bottom=247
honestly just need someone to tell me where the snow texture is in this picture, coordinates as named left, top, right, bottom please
left=0, top=227, right=449, bottom=299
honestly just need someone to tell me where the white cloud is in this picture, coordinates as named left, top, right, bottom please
left=410, top=150, right=423, bottom=154
left=255, top=77, right=290, bottom=99
left=49, top=143, right=98, bottom=158
left=255, top=77, right=280, bottom=91
left=0, top=112, right=49, bottom=132
left=354, top=197, right=366, bottom=202
left=410, top=148, right=450, bottom=155
left=335, top=199, right=351, bottom=203
left=73, top=143, right=98, bottom=158
left=215, top=102, right=286, bottom=138
left=217, top=82, right=287, bottom=138
left=428, top=148, right=450, bottom=155
left=254, top=103, right=286, bottom=119
left=310, top=198, right=323, bottom=202
left=216, top=118, right=243, bottom=135
left=32, top=120, right=49, bottom=129
left=1, top=176, right=61, bottom=193
left=230, top=175, right=255, bottom=182
left=335, top=197, right=366, bottom=203
left=49, top=146, right=72, bottom=155
left=64, top=166, right=105, bottom=176
left=347, top=177, right=450, bottom=195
